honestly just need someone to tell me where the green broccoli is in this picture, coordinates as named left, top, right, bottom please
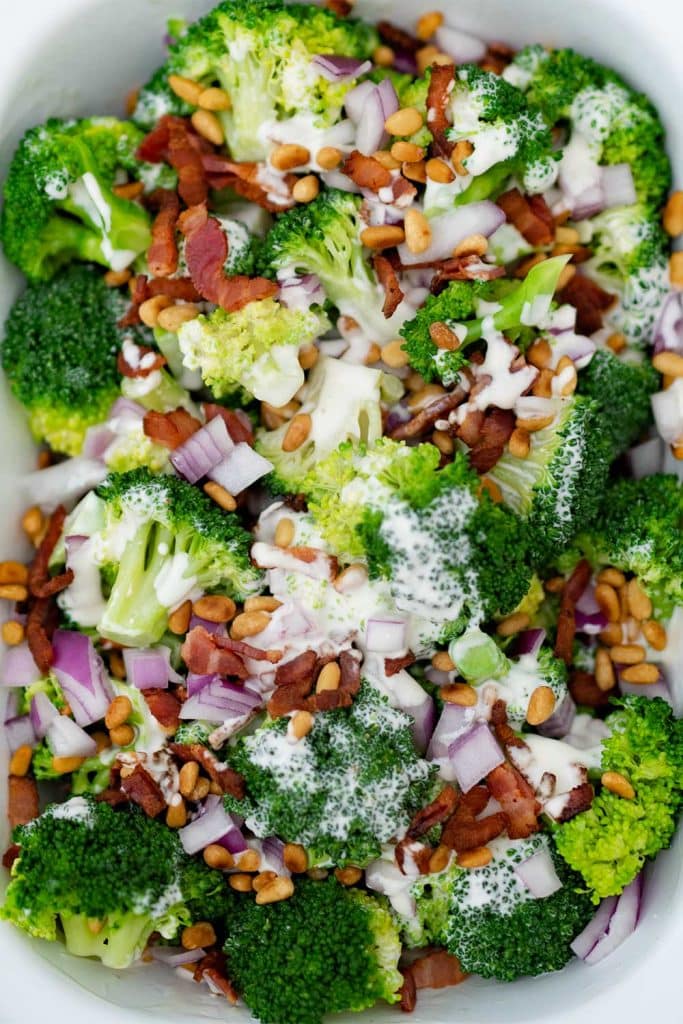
left=225, top=683, right=435, bottom=867
left=577, top=348, right=659, bottom=457
left=1, top=117, right=151, bottom=280
left=16, top=674, right=66, bottom=716
left=0, top=798, right=232, bottom=968
left=133, top=0, right=377, bottom=161
left=224, top=877, right=402, bottom=1024
left=1, top=266, right=147, bottom=455
left=408, top=834, right=594, bottom=980
left=177, top=298, right=329, bottom=406
left=555, top=697, right=683, bottom=899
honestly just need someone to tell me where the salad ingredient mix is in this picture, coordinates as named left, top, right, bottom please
left=1, top=2, right=683, bottom=1022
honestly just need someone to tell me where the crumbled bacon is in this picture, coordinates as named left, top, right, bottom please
left=486, top=762, right=540, bottom=839
left=96, top=787, right=129, bottom=807
left=456, top=409, right=484, bottom=447
left=497, top=189, right=554, bottom=246
left=308, top=689, right=354, bottom=712
left=408, top=785, right=458, bottom=839
left=467, top=408, right=516, bottom=474
left=117, top=345, right=166, bottom=379
left=339, top=650, right=362, bottom=694
left=143, top=690, right=182, bottom=732
left=395, top=839, right=432, bottom=876
left=427, top=63, right=455, bottom=158
left=490, top=699, right=525, bottom=750
left=118, top=273, right=149, bottom=327
left=399, top=968, right=418, bottom=1013
left=167, top=117, right=209, bottom=207
left=442, top=786, right=507, bottom=852
left=27, top=505, right=71, bottom=600
left=341, top=151, right=392, bottom=191
left=373, top=254, right=405, bottom=318
left=325, top=0, right=353, bottom=16
left=170, top=743, right=245, bottom=799
left=409, top=950, right=468, bottom=992
left=143, top=408, right=202, bottom=450
left=147, top=188, right=181, bottom=277
left=274, top=650, right=317, bottom=687
left=389, top=388, right=466, bottom=440
left=385, top=651, right=415, bottom=676
left=137, top=115, right=174, bottom=163
left=2, top=844, right=20, bottom=870
left=569, top=670, right=611, bottom=708
left=220, top=638, right=280, bottom=663
left=8, top=776, right=39, bottom=829
left=181, top=626, right=250, bottom=679
left=147, top=276, right=201, bottom=301
left=430, top=255, right=506, bottom=293
left=553, top=782, right=594, bottom=822
left=26, top=598, right=56, bottom=674
left=204, top=403, right=254, bottom=445
left=120, top=763, right=166, bottom=817
left=201, top=155, right=297, bottom=212
left=378, top=19, right=420, bottom=53
left=193, top=951, right=239, bottom=1003
left=559, top=272, right=616, bottom=335
left=554, top=558, right=592, bottom=664
left=267, top=679, right=313, bottom=717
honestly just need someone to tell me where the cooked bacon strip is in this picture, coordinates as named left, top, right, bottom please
left=339, top=650, right=362, bottom=694
left=274, top=650, right=317, bottom=687
left=137, top=115, right=173, bottom=163
left=569, top=670, right=611, bottom=708
left=308, top=689, right=354, bottom=712
left=120, top=764, right=166, bottom=817
left=2, top=844, right=20, bottom=870
left=96, top=787, right=129, bottom=807
left=325, top=0, right=353, bottom=16
left=559, top=272, right=616, bottom=335
left=399, top=968, right=417, bottom=1013
left=204, top=403, right=254, bottom=445
left=219, top=638, right=280, bottom=663
left=389, top=387, right=466, bottom=440
left=28, top=505, right=67, bottom=599
left=456, top=409, right=484, bottom=448
left=441, top=785, right=506, bottom=852
left=408, top=785, right=458, bottom=839
left=487, top=762, right=540, bottom=839
left=170, top=743, right=245, bottom=799
left=373, top=254, right=405, bottom=318
left=431, top=255, right=506, bottom=293
left=378, top=19, right=420, bottom=53
left=117, top=345, right=166, bottom=379
left=168, top=116, right=209, bottom=207
left=468, top=408, right=516, bottom=474
left=118, top=273, right=149, bottom=327
left=193, top=951, right=239, bottom=1003
left=267, top=678, right=313, bottom=717
left=497, top=189, right=554, bottom=246
left=427, top=63, right=455, bottom=158
left=143, top=408, right=202, bottom=450
left=553, top=781, right=594, bottom=822
left=181, top=626, right=250, bottom=679
left=8, top=776, right=39, bottom=829
left=26, top=598, right=54, bottom=674
left=490, top=699, right=525, bottom=750
left=395, top=839, right=432, bottom=876
left=201, top=155, right=297, bottom=213
left=143, top=690, right=182, bottom=732
left=147, top=188, right=181, bottom=277
left=184, top=213, right=277, bottom=312
left=341, top=151, right=392, bottom=191
left=385, top=651, right=415, bottom=676
left=554, top=558, right=592, bottom=664
left=178, top=202, right=209, bottom=236
left=409, top=950, right=468, bottom=991
left=147, top=276, right=201, bottom=301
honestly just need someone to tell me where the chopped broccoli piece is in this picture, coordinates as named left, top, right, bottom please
left=16, top=674, right=66, bottom=717
left=577, top=348, right=659, bottom=457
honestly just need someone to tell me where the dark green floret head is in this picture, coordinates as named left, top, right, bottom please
left=224, top=877, right=402, bottom=1024
left=577, top=348, right=659, bottom=458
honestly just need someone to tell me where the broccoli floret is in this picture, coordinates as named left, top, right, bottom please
left=399, top=256, right=570, bottom=384
left=0, top=798, right=231, bottom=968
left=555, top=697, right=683, bottom=899
left=133, top=0, right=377, bottom=161
left=1, top=117, right=151, bottom=280
left=225, top=683, right=434, bottom=867
left=256, top=355, right=383, bottom=495
left=30, top=740, right=63, bottom=782
left=260, top=189, right=406, bottom=344
left=174, top=721, right=215, bottom=746
left=224, top=877, right=402, bottom=1024
left=577, top=348, right=659, bottom=457
left=16, top=673, right=66, bottom=716
left=508, top=46, right=619, bottom=123
left=74, top=469, right=262, bottom=646
left=178, top=298, right=329, bottom=406
left=486, top=395, right=612, bottom=564
left=0, top=266, right=147, bottom=455
left=70, top=748, right=118, bottom=795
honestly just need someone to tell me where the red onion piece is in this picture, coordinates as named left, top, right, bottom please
left=411, top=695, right=437, bottom=754
left=46, top=714, right=98, bottom=758
left=51, top=630, right=112, bottom=727
left=435, top=24, right=487, bottom=63
left=1, top=643, right=42, bottom=687
left=4, top=715, right=36, bottom=753
left=392, top=50, right=418, bottom=75
left=397, top=202, right=505, bottom=266
left=584, top=874, right=643, bottom=964
left=654, top=291, right=683, bottom=355
left=179, top=795, right=244, bottom=855
left=122, top=646, right=179, bottom=690
left=311, top=55, right=372, bottom=82
left=208, top=442, right=273, bottom=495
left=447, top=723, right=505, bottom=793
left=426, top=703, right=472, bottom=762
left=30, top=691, right=60, bottom=739
left=652, top=383, right=683, bottom=445
left=551, top=331, right=596, bottom=369
left=188, top=615, right=227, bottom=638
left=171, top=416, right=234, bottom=484
left=365, top=618, right=407, bottom=653
left=355, top=86, right=389, bottom=156
left=537, top=693, right=577, bottom=738
left=344, top=80, right=375, bottom=123
left=22, top=457, right=107, bottom=512
left=83, top=423, right=115, bottom=461
left=150, top=946, right=206, bottom=966
left=3, top=688, right=21, bottom=723
left=514, top=628, right=546, bottom=658
left=278, top=273, right=326, bottom=312
left=376, top=77, right=400, bottom=121
left=186, top=672, right=216, bottom=697
left=600, top=164, right=637, bottom=209
left=179, top=679, right=262, bottom=723
left=515, top=847, right=563, bottom=898
left=259, top=836, right=290, bottom=875
left=110, top=397, right=146, bottom=420
left=575, top=608, right=608, bottom=635
left=571, top=895, right=618, bottom=959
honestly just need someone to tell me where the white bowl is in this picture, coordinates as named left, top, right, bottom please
left=1, top=1, right=681, bottom=1021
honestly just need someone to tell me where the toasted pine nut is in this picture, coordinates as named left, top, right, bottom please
left=52, top=755, right=85, bottom=774
left=428, top=844, right=450, bottom=874
left=203, top=844, right=234, bottom=870
left=168, top=74, right=203, bottom=104
left=105, top=695, right=132, bottom=730
left=360, top=225, right=406, bottom=249
left=179, top=761, right=200, bottom=798
left=404, top=208, right=432, bottom=255
left=642, top=619, right=667, bottom=651
left=229, top=873, right=254, bottom=892
left=307, top=867, right=329, bottom=881
left=22, top=506, right=44, bottom=540
left=381, top=339, right=409, bottom=368
left=385, top=107, right=424, bottom=136
left=181, top=922, right=216, bottom=950
left=601, top=771, right=635, bottom=800
left=271, top=143, right=310, bottom=171
left=283, top=843, right=308, bottom=873
left=673, top=442, right=683, bottom=459
left=193, top=594, right=236, bottom=623
left=168, top=599, right=192, bottom=635
left=416, top=10, right=444, bottom=40
left=526, top=685, right=556, bottom=726
left=231, top=610, right=270, bottom=640
left=191, top=109, right=224, bottom=145
left=597, top=568, right=626, bottom=588
left=333, top=563, right=368, bottom=593
left=556, top=264, right=577, bottom=291
left=432, top=52, right=454, bottom=66
left=93, top=731, right=110, bottom=753
left=425, top=157, right=455, bottom=183
left=428, top=321, right=460, bottom=351
left=364, top=342, right=382, bottom=366
left=595, top=647, right=616, bottom=691
left=198, top=86, right=231, bottom=111
left=515, top=414, right=555, bottom=433
left=240, top=853, right=262, bottom=877
left=626, top=578, right=652, bottom=620
left=555, top=355, right=577, bottom=396
left=670, top=252, right=683, bottom=288
left=391, top=140, right=424, bottom=163
left=372, top=150, right=401, bottom=171
left=403, top=160, right=427, bottom=183
left=406, top=371, right=426, bottom=391
left=109, top=724, right=135, bottom=747
left=104, top=268, right=132, bottom=287
left=452, top=140, right=474, bottom=175
left=274, top=517, right=295, bottom=548
left=255, top=876, right=295, bottom=905
left=244, top=596, right=282, bottom=613
left=0, top=584, right=27, bottom=602
left=203, top=481, right=237, bottom=512
left=544, top=576, right=565, bottom=594
left=408, top=384, right=446, bottom=411
left=157, top=302, right=200, bottom=332
left=514, top=254, right=547, bottom=279
left=1, top=620, right=25, bottom=646
left=316, top=661, right=341, bottom=693
left=334, top=866, right=362, bottom=886
left=508, top=427, right=530, bottom=459
left=609, top=643, right=645, bottom=665
left=457, top=846, right=492, bottom=869
left=191, top=777, right=211, bottom=802
left=532, top=368, right=554, bottom=399
left=606, top=332, right=626, bottom=353
left=496, top=612, right=530, bottom=637
left=253, top=871, right=278, bottom=892
left=291, top=710, right=314, bottom=740
left=316, top=146, right=343, bottom=170
left=620, top=662, right=661, bottom=685
left=652, top=350, right=683, bottom=377
left=417, top=44, right=439, bottom=74
left=441, top=683, right=478, bottom=707
left=663, top=191, right=683, bottom=237
left=555, top=225, right=581, bottom=245
left=113, top=181, right=144, bottom=201
left=282, top=413, right=312, bottom=453
left=527, top=338, right=551, bottom=369
left=373, top=44, right=395, bottom=66
left=453, top=233, right=488, bottom=258
left=138, top=294, right=172, bottom=328
left=595, top=583, right=620, bottom=623
left=36, top=450, right=52, bottom=470
left=292, top=175, right=320, bottom=204
left=432, top=430, right=454, bottom=455
left=431, top=651, right=455, bottom=672
left=299, top=344, right=319, bottom=370
left=9, top=744, right=32, bottom=777
left=599, top=623, right=623, bottom=647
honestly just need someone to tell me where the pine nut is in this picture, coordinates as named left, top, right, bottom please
left=429, top=321, right=460, bottom=350
left=380, top=339, right=409, bottom=368
left=229, top=873, right=254, bottom=892
left=626, top=578, right=652, bottom=620
left=316, top=661, right=340, bottom=693
left=597, top=568, right=626, bottom=588
left=168, top=599, right=192, bottom=635
left=36, top=450, right=52, bottom=470
left=385, top=107, right=424, bottom=136
left=113, top=182, right=144, bottom=200
left=652, top=350, right=683, bottom=377
left=191, top=109, right=224, bottom=146
left=391, top=141, right=424, bottom=163
left=282, top=413, right=312, bottom=452
left=425, top=157, right=455, bottom=184
left=316, top=146, right=343, bottom=170
left=52, top=756, right=85, bottom=773
left=508, top=427, right=530, bottom=459
left=526, top=685, right=556, bottom=725
left=555, top=355, right=577, bottom=396
left=496, top=612, right=530, bottom=637
left=557, top=264, right=577, bottom=291
left=595, top=647, right=616, bottom=691
left=417, top=44, right=439, bottom=74
left=244, top=596, right=282, bottom=613
left=239, top=853, right=262, bottom=879
left=191, top=777, right=211, bottom=802
left=21, top=506, right=44, bottom=541
left=453, top=233, right=488, bottom=258
left=9, top=744, right=32, bottom=777
left=334, top=866, right=362, bottom=886
left=404, top=208, right=432, bottom=255
left=255, top=876, right=295, bottom=905
left=432, top=651, right=455, bottom=672
left=373, top=44, right=395, bottom=66
left=291, top=710, right=314, bottom=740
left=109, top=724, right=135, bottom=747
left=203, top=844, right=234, bottom=870
left=452, top=140, right=474, bottom=175
left=105, top=695, right=132, bottom=730
left=165, top=797, right=187, bottom=829
left=157, top=303, right=200, bottom=332
left=230, top=610, right=270, bottom=640
left=93, top=731, right=110, bottom=753
left=599, top=623, right=623, bottom=647
left=168, top=74, right=203, bottom=104
left=198, top=86, right=231, bottom=111
left=360, top=225, right=406, bottom=249
left=432, top=52, right=455, bottom=66
left=432, top=430, right=454, bottom=455
left=181, top=922, right=216, bottom=950
left=403, top=160, right=427, bottom=183
left=544, top=576, right=565, bottom=594
left=334, top=563, right=368, bottom=593
left=642, top=619, right=667, bottom=651
left=193, top=594, right=236, bottom=623
left=179, top=761, right=200, bottom=798
left=457, top=846, right=492, bottom=869
left=275, top=517, right=295, bottom=548
left=108, top=653, right=126, bottom=681
left=283, top=843, right=308, bottom=873
left=416, top=10, right=444, bottom=40
left=299, top=344, right=319, bottom=370
left=408, top=384, right=446, bottom=411
left=606, top=332, right=626, bottom=353
left=365, top=342, right=382, bottom=365
left=407, top=371, right=426, bottom=391
left=555, top=225, right=581, bottom=245
left=479, top=477, right=503, bottom=503
left=601, top=771, right=635, bottom=800
left=104, top=268, right=132, bottom=287
left=515, top=414, right=555, bottom=433
left=271, top=144, right=310, bottom=171
left=292, top=175, right=320, bottom=203
left=0, top=584, right=27, bottom=601
left=532, top=368, right=554, bottom=399
left=663, top=191, right=683, bottom=237
left=1, top=621, right=25, bottom=645
left=609, top=643, right=645, bottom=665
left=595, top=583, right=620, bottom=623
left=253, top=871, right=278, bottom=892
left=620, top=663, right=660, bottom=685
left=138, top=294, right=172, bottom=328
left=670, top=252, right=683, bottom=288
left=527, top=338, right=551, bottom=369
left=372, top=150, right=401, bottom=171
left=441, top=683, right=478, bottom=707
left=203, top=481, right=237, bottom=512
left=307, top=867, right=329, bottom=880
left=673, top=443, right=683, bottom=459
left=428, top=844, right=450, bottom=873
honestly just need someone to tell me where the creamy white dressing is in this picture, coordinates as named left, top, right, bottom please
left=153, top=552, right=197, bottom=608
left=59, top=537, right=108, bottom=627
left=259, top=114, right=355, bottom=172
left=466, top=328, right=537, bottom=411
left=68, top=172, right=137, bottom=270
left=48, top=796, right=94, bottom=825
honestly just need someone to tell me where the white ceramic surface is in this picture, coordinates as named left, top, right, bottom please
left=0, top=1, right=681, bottom=1022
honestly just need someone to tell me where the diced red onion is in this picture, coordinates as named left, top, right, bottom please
left=122, top=646, right=181, bottom=690
left=392, top=50, right=418, bottom=75
left=583, top=874, right=642, bottom=964
left=355, top=86, right=388, bottom=156
left=652, top=382, right=683, bottom=445
left=514, top=629, right=546, bottom=657
left=311, top=55, right=371, bottom=82
left=411, top=695, right=437, bottom=754
left=259, top=836, right=289, bottom=875
left=1, top=643, right=42, bottom=687
left=46, top=714, right=98, bottom=758
left=575, top=609, right=608, bottom=635
left=571, top=895, right=619, bottom=959
left=447, top=724, right=504, bottom=792
left=434, top=25, right=486, bottom=63
left=365, top=618, right=407, bottom=654
left=344, top=80, right=375, bottom=123
left=218, top=828, right=249, bottom=855
left=179, top=679, right=262, bottom=723
left=150, top=946, right=206, bottom=966
left=188, top=615, right=227, bottom=638
left=30, top=691, right=60, bottom=739
left=179, top=795, right=245, bottom=855
left=171, top=415, right=234, bottom=484
left=515, top=396, right=556, bottom=423
left=626, top=437, right=664, bottom=480
left=21, top=458, right=107, bottom=512
left=4, top=715, right=36, bottom=753
left=551, top=331, right=596, bottom=370
left=208, top=442, right=273, bottom=495
left=537, top=693, right=577, bottom=738
left=109, top=397, right=146, bottom=420
left=51, top=630, right=112, bottom=727
left=654, top=292, right=683, bottom=355
left=377, top=77, right=400, bottom=120
left=3, top=688, right=20, bottom=723
left=576, top=584, right=600, bottom=615
left=83, top=423, right=115, bottom=461
left=571, top=189, right=606, bottom=221
left=278, top=274, right=326, bottom=312
left=397, top=202, right=505, bottom=266
left=600, top=164, right=637, bottom=209
left=186, top=672, right=216, bottom=697
left=427, top=703, right=472, bottom=761
left=515, top=847, right=563, bottom=898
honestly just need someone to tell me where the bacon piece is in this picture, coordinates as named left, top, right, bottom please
left=559, top=272, right=616, bottom=335
left=2, top=843, right=20, bottom=870
left=385, top=651, right=415, bottom=676
left=274, top=650, right=317, bottom=687
left=487, top=762, right=540, bottom=839
left=497, top=189, right=554, bottom=246
left=143, top=408, right=202, bottom=450
left=204, top=403, right=254, bottom=445
left=569, top=670, right=611, bottom=708
left=373, top=254, right=405, bottom=318
left=170, top=743, right=245, bottom=799
left=168, top=117, right=208, bottom=207
left=390, top=387, right=466, bottom=440
left=378, top=19, right=420, bottom=53
left=147, top=188, right=181, bottom=277
left=137, top=115, right=174, bottom=163
left=267, top=679, right=312, bottom=717
left=118, top=273, right=149, bottom=327
left=120, top=763, right=166, bottom=817
left=431, top=255, right=506, bottom=293
left=143, top=690, right=182, bottom=732
left=147, top=276, right=201, bottom=301
left=178, top=202, right=209, bottom=236
left=490, top=699, right=525, bottom=750
left=395, top=839, right=432, bottom=876
left=26, top=598, right=54, bottom=674
left=341, top=151, right=392, bottom=191
left=554, top=558, right=592, bottom=664
left=427, top=63, right=456, bottom=158
left=409, top=950, right=468, bottom=991
left=408, top=785, right=458, bottom=839
left=8, top=776, right=39, bottom=829
left=468, top=408, right=516, bottom=474
left=193, top=951, right=238, bottom=1003
left=117, top=345, right=166, bottom=379
left=325, top=0, right=353, bottom=16
left=399, top=969, right=417, bottom=1013
left=201, top=155, right=297, bottom=213
left=96, top=787, right=129, bottom=807
left=220, top=638, right=280, bottom=663
left=181, top=626, right=250, bottom=679
left=441, top=785, right=506, bottom=852
left=28, top=505, right=69, bottom=599
left=553, top=781, right=594, bottom=822
left=308, top=689, right=354, bottom=712
left=184, top=213, right=277, bottom=312
left=339, top=650, right=362, bottom=694
left=456, top=409, right=484, bottom=447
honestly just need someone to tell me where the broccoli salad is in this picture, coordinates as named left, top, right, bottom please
left=2, top=3, right=683, bottom=1022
